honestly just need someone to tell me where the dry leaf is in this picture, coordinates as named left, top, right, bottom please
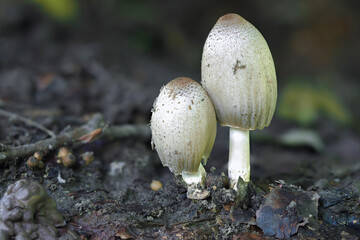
left=77, top=128, right=103, bottom=143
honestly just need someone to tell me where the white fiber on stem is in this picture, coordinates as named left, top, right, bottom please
left=228, top=128, right=250, bottom=189
left=182, top=164, right=206, bottom=186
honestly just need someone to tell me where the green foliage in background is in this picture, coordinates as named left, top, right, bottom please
left=29, top=0, right=78, bottom=22
left=278, top=82, right=351, bottom=126
left=114, top=1, right=160, bottom=25
left=128, top=30, right=156, bottom=53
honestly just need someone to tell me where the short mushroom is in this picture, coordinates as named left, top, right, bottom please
left=201, top=14, right=277, bottom=189
left=150, top=77, right=217, bottom=190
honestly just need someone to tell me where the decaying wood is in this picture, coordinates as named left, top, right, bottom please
left=0, top=113, right=151, bottom=165
left=0, top=113, right=105, bottom=164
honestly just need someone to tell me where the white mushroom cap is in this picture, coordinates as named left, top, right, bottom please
left=201, top=13, right=277, bottom=130
left=150, top=77, right=217, bottom=176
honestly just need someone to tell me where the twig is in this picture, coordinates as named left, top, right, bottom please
left=0, top=109, right=56, bottom=138
left=0, top=113, right=105, bottom=164
left=0, top=114, right=151, bottom=165
left=102, top=124, right=151, bottom=140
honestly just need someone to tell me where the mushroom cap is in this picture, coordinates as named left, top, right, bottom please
left=201, top=13, right=277, bottom=130
left=150, top=77, right=217, bottom=175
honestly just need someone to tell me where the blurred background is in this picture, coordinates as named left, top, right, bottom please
left=0, top=0, right=359, bottom=184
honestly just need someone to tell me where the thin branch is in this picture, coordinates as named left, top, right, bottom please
left=0, top=113, right=105, bottom=164
left=0, top=114, right=151, bottom=165
left=0, top=109, right=56, bottom=138
left=102, top=124, right=150, bottom=140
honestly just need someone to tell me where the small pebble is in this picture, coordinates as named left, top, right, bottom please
left=62, top=153, right=76, bottom=167
left=150, top=180, right=163, bottom=191
left=58, top=147, right=71, bottom=159
left=34, top=151, right=44, bottom=161
left=27, top=156, right=39, bottom=168
left=109, top=162, right=125, bottom=176
left=81, top=151, right=94, bottom=166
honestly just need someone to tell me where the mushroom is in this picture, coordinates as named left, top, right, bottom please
left=201, top=14, right=277, bottom=189
left=150, top=77, right=217, bottom=189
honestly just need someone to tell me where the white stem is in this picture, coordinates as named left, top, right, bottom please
left=182, top=164, right=206, bottom=186
left=228, top=128, right=250, bottom=189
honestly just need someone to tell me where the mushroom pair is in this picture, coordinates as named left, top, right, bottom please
left=151, top=13, right=277, bottom=193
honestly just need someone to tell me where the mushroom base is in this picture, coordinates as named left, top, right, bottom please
left=182, top=164, right=206, bottom=186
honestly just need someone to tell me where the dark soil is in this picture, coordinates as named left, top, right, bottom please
left=1, top=1, right=360, bottom=239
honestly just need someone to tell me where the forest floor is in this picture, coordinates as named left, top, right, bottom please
left=0, top=2, right=360, bottom=239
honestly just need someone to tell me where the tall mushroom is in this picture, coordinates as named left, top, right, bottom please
left=151, top=77, right=217, bottom=191
left=201, top=14, right=277, bottom=189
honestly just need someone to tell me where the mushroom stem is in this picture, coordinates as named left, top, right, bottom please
left=228, top=128, right=250, bottom=189
left=182, top=164, right=206, bottom=186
